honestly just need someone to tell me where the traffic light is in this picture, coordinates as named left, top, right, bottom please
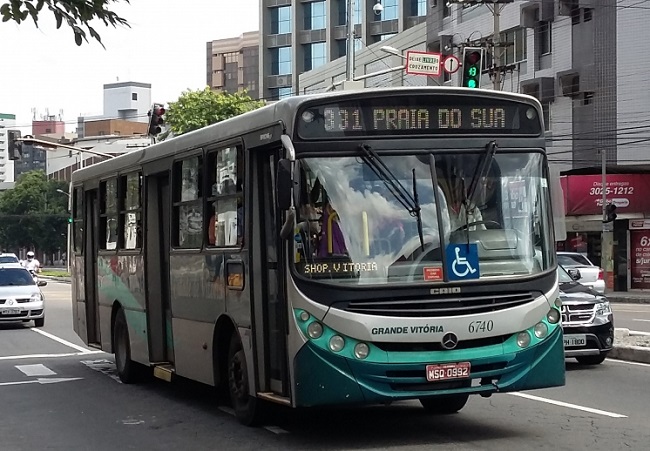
left=461, top=47, right=484, bottom=89
left=604, top=203, right=617, bottom=223
left=7, top=130, right=22, bottom=160
left=147, top=103, right=166, bottom=136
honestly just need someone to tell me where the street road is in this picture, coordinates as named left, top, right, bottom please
left=0, top=282, right=649, bottom=450
left=612, top=302, right=650, bottom=333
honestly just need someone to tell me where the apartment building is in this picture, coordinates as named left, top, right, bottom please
left=0, top=113, right=16, bottom=183
left=207, top=31, right=260, bottom=99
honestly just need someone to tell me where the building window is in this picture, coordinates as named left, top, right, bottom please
left=304, top=42, right=327, bottom=71
left=443, top=2, right=451, bottom=18
left=584, top=8, right=593, bottom=22
left=207, top=147, right=243, bottom=247
left=411, top=0, right=427, bottom=16
left=305, top=1, right=326, bottom=30
left=538, top=21, right=552, bottom=55
left=380, top=33, right=397, bottom=41
left=173, top=156, right=203, bottom=248
left=272, top=87, right=293, bottom=100
left=100, top=178, right=118, bottom=250
left=338, top=0, right=363, bottom=25
left=542, top=101, right=551, bottom=131
left=120, top=172, right=142, bottom=250
left=271, top=6, right=292, bottom=34
left=355, top=37, right=363, bottom=51
left=131, top=93, right=138, bottom=101
left=380, top=0, right=399, bottom=21
left=271, top=46, right=292, bottom=75
left=355, top=0, right=362, bottom=24
left=503, top=28, right=527, bottom=65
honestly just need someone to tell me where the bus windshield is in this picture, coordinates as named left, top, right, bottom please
left=293, top=150, right=553, bottom=285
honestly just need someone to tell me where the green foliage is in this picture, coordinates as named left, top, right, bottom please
left=0, top=0, right=130, bottom=47
left=164, top=87, right=265, bottom=137
left=0, top=170, right=69, bottom=254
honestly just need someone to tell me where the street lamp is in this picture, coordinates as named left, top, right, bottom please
left=56, top=189, right=71, bottom=198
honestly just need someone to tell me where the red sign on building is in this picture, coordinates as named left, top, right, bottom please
left=560, top=174, right=650, bottom=215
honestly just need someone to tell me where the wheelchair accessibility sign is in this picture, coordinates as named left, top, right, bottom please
left=445, top=244, right=480, bottom=281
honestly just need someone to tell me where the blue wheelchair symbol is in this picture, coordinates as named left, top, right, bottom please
left=445, top=244, right=480, bottom=281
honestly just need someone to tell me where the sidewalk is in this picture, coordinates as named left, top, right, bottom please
left=606, top=291, right=650, bottom=304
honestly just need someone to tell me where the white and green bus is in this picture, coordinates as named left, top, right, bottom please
left=71, top=87, right=565, bottom=425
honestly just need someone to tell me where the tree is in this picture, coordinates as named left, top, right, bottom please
left=164, top=87, right=265, bottom=138
left=1, top=0, right=130, bottom=47
left=0, top=170, right=68, bottom=256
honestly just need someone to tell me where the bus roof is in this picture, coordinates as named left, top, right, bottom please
left=70, top=87, right=541, bottom=184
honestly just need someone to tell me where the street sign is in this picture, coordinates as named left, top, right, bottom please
left=405, top=51, right=442, bottom=77
left=443, top=55, right=460, bottom=74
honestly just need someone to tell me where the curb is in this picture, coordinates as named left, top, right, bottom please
left=608, top=346, right=650, bottom=364
left=39, top=275, right=71, bottom=284
left=608, top=297, right=650, bottom=305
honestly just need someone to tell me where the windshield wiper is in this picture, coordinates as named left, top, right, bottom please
left=465, top=141, right=498, bottom=209
left=358, top=144, right=424, bottom=250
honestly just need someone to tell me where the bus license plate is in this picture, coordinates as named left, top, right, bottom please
left=426, top=362, right=471, bottom=382
left=564, top=335, right=587, bottom=347
left=1, top=308, right=21, bottom=315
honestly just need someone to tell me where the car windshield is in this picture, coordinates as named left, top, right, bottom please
left=0, top=268, right=35, bottom=286
left=0, top=256, right=18, bottom=264
left=558, top=265, right=574, bottom=283
left=558, top=254, right=592, bottom=266
left=292, top=151, right=554, bottom=285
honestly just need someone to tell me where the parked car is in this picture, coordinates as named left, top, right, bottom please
left=557, top=251, right=605, bottom=293
left=558, top=265, right=614, bottom=365
left=0, top=253, right=19, bottom=264
left=0, top=264, right=47, bottom=327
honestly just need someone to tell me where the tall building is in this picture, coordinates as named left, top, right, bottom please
left=0, top=113, right=16, bottom=183
left=207, top=31, right=260, bottom=99
left=259, top=0, right=428, bottom=100
left=32, top=116, right=65, bottom=135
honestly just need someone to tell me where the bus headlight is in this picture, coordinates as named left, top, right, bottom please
left=354, top=342, right=369, bottom=359
left=307, top=322, right=323, bottom=339
left=329, top=335, right=345, bottom=352
left=516, top=331, right=531, bottom=348
left=299, top=311, right=310, bottom=322
left=534, top=322, right=548, bottom=339
left=554, top=297, right=562, bottom=308
left=547, top=309, right=560, bottom=324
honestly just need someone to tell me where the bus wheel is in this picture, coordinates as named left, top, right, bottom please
left=227, top=335, right=263, bottom=426
left=114, top=308, right=137, bottom=384
left=419, top=394, right=469, bottom=414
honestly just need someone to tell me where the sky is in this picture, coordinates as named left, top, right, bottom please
left=0, top=0, right=259, bottom=133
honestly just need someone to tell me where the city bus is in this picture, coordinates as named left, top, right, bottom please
left=70, top=87, right=565, bottom=426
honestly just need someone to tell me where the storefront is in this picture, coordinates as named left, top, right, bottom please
left=558, top=173, right=650, bottom=292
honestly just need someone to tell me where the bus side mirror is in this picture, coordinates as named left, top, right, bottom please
left=277, top=158, right=293, bottom=211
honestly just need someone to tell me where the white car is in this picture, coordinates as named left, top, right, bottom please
left=557, top=251, right=605, bottom=294
left=0, top=253, right=19, bottom=264
left=0, top=264, right=47, bottom=327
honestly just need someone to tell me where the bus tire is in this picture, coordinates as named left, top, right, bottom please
left=419, top=394, right=469, bottom=414
left=114, top=308, right=138, bottom=384
left=227, top=335, right=264, bottom=426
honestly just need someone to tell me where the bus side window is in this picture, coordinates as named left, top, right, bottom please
left=99, top=178, right=118, bottom=250
left=73, top=187, right=84, bottom=254
left=172, top=155, right=204, bottom=248
left=119, top=172, right=142, bottom=250
left=206, top=146, right=243, bottom=247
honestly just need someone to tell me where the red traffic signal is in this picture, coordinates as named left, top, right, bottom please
left=148, top=103, right=166, bottom=136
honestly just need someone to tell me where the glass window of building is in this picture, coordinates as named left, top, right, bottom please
left=380, top=0, right=398, bottom=20
left=538, top=21, right=552, bottom=55
left=271, top=6, right=292, bottom=34
left=380, top=33, right=397, bottom=41
left=305, top=1, right=326, bottom=30
left=411, top=0, right=426, bottom=16
left=304, top=42, right=327, bottom=71
left=502, top=28, right=527, bottom=65
left=271, top=46, right=292, bottom=75
left=272, top=87, right=293, bottom=100
left=355, top=0, right=362, bottom=24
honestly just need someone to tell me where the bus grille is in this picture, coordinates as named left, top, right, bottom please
left=344, top=292, right=537, bottom=317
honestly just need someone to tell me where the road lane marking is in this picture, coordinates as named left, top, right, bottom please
left=0, top=377, right=82, bottom=387
left=509, top=393, right=627, bottom=418
left=606, top=358, right=650, bottom=368
left=0, top=351, right=103, bottom=361
left=81, top=359, right=122, bottom=383
left=16, top=364, right=56, bottom=377
left=31, top=328, right=95, bottom=353
left=632, top=319, right=650, bottom=323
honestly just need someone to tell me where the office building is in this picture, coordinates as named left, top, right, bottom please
left=207, top=31, right=260, bottom=99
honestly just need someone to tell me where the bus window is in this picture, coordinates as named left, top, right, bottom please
left=100, top=178, right=118, bottom=250
left=73, top=187, right=83, bottom=254
left=120, top=172, right=142, bottom=250
left=173, top=156, right=203, bottom=248
left=206, top=147, right=243, bottom=247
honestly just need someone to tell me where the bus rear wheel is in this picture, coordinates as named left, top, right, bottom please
left=114, top=308, right=137, bottom=384
left=419, top=394, right=469, bottom=414
left=227, top=335, right=264, bottom=426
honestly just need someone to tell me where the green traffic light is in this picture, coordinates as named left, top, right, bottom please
left=468, top=66, right=478, bottom=77
left=68, top=217, right=73, bottom=224
left=467, top=79, right=477, bottom=88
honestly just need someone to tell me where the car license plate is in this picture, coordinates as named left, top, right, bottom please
left=426, top=362, right=471, bottom=382
left=564, top=334, right=587, bottom=347
left=0, top=308, right=21, bottom=315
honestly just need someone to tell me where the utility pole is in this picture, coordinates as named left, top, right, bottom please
left=346, top=0, right=355, bottom=81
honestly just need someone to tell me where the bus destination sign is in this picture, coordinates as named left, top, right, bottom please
left=297, top=95, right=542, bottom=139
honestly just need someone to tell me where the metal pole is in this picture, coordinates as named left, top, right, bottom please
left=492, top=4, right=501, bottom=90
left=346, top=0, right=355, bottom=81
left=601, top=149, right=607, bottom=223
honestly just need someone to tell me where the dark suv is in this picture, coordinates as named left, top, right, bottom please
left=558, top=265, right=614, bottom=365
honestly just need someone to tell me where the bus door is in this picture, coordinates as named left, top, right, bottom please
left=145, top=171, right=174, bottom=365
left=84, top=189, right=100, bottom=346
left=251, top=148, right=289, bottom=399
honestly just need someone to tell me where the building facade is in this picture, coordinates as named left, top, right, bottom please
left=259, top=0, right=428, bottom=100
left=0, top=113, right=16, bottom=183
left=207, top=31, right=260, bottom=99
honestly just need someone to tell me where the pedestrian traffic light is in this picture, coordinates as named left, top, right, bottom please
left=147, top=103, right=165, bottom=136
left=604, top=203, right=617, bottom=223
left=7, top=130, right=22, bottom=160
left=461, top=47, right=484, bottom=89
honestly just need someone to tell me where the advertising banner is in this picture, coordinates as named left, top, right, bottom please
left=561, top=174, right=650, bottom=216
left=630, top=230, right=650, bottom=289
